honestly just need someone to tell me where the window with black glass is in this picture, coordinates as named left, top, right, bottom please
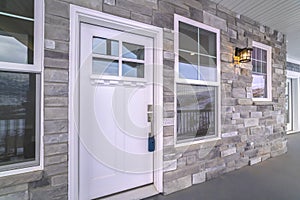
left=176, top=18, right=219, bottom=143
left=0, top=0, right=41, bottom=172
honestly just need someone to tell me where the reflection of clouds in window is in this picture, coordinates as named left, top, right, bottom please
left=0, top=72, right=29, bottom=106
left=0, top=34, right=28, bottom=64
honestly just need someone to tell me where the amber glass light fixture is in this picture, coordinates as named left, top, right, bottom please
left=234, top=47, right=253, bottom=64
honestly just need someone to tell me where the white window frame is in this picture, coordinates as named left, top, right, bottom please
left=0, top=0, right=44, bottom=177
left=252, top=41, right=272, bottom=102
left=174, top=14, right=221, bottom=146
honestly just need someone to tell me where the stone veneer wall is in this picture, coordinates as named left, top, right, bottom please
left=0, top=0, right=287, bottom=199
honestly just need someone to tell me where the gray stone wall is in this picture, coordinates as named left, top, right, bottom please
left=0, top=0, right=287, bottom=199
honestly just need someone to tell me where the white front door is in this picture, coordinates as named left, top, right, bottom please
left=79, top=23, right=154, bottom=200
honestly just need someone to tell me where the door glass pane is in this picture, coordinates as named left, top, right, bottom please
left=0, top=0, right=34, bottom=19
left=252, top=73, right=267, bottom=98
left=179, top=51, right=198, bottom=80
left=122, top=62, right=144, bottom=78
left=0, top=71, right=37, bottom=168
left=0, top=15, right=34, bottom=64
left=122, top=42, right=144, bottom=60
left=93, top=37, right=119, bottom=56
left=179, top=22, right=198, bottom=53
left=92, top=58, right=119, bottom=76
left=199, top=29, right=216, bottom=56
left=176, top=84, right=216, bottom=142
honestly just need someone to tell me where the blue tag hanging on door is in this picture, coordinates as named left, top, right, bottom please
left=148, top=134, right=155, bottom=152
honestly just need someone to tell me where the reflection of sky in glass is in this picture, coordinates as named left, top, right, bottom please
left=122, top=43, right=144, bottom=60
left=179, top=62, right=198, bottom=80
left=92, top=59, right=118, bottom=76
left=122, top=62, right=144, bottom=78
left=252, top=74, right=265, bottom=89
left=179, top=62, right=217, bottom=81
left=0, top=35, right=28, bottom=64
left=92, top=37, right=119, bottom=56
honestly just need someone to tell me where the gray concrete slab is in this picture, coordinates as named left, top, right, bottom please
left=145, top=134, right=300, bottom=200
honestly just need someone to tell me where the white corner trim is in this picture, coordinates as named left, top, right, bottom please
left=68, top=5, right=163, bottom=200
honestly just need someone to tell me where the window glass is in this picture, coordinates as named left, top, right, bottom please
left=0, top=0, right=34, bottom=19
left=122, top=42, right=144, bottom=60
left=179, top=22, right=198, bottom=53
left=93, top=37, right=119, bottom=56
left=92, top=58, right=119, bottom=76
left=252, top=74, right=267, bottom=98
left=122, top=62, right=144, bottom=78
left=179, top=51, right=198, bottom=80
left=0, top=15, right=34, bottom=64
left=177, top=84, right=216, bottom=142
left=199, top=29, right=216, bottom=56
left=0, top=71, right=38, bottom=170
left=178, top=22, right=217, bottom=82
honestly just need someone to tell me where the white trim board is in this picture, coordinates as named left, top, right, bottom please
left=68, top=5, right=163, bottom=200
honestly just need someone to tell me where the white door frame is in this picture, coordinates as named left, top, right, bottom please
left=68, top=5, right=163, bottom=200
left=286, top=70, right=300, bottom=134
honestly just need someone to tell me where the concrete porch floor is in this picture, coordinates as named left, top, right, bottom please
left=145, top=133, right=300, bottom=200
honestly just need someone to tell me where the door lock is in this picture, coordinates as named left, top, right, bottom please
left=148, top=133, right=155, bottom=152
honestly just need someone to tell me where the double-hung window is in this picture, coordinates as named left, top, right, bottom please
left=251, top=41, right=272, bottom=101
left=174, top=15, right=220, bottom=144
left=0, top=0, right=43, bottom=173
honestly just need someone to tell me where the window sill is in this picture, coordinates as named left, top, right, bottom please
left=253, top=101, right=274, bottom=106
left=174, top=136, right=221, bottom=148
left=0, top=165, right=43, bottom=178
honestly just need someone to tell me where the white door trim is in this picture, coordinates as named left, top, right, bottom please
left=69, top=5, right=163, bottom=200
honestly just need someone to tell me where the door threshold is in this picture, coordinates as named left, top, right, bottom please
left=96, top=184, right=158, bottom=200
left=287, top=130, right=300, bottom=135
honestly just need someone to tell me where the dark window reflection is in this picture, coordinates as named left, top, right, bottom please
left=179, top=22, right=198, bottom=53
left=0, top=0, right=34, bottom=19
left=0, top=15, right=34, bottom=64
left=176, top=84, right=216, bottom=142
left=0, top=71, right=37, bottom=168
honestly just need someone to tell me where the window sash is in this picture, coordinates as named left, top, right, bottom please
left=0, top=0, right=43, bottom=73
left=0, top=0, right=42, bottom=173
left=174, top=14, right=221, bottom=144
left=252, top=41, right=272, bottom=101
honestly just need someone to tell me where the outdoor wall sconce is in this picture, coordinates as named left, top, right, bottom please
left=234, top=47, right=253, bottom=64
